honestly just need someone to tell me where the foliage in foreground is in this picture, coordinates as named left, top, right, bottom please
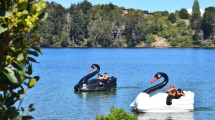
left=95, top=105, right=137, bottom=120
left=0, top=0, right=47, bottom=119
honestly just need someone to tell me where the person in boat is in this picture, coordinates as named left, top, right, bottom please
left=173, top=89, right=185, bottom=99
left=166, top=85, right=177, bottom=105
left=97, top=74, right=103, bottom=79
left=102, top=73, right=110, bottom=80
left=166, top=85, right=177, bottom=98
left=100, top=73, right=110, bottom=86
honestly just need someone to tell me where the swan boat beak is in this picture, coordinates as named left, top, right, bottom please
left=151, top=77, right=158, bottom=83
left=89, top=67, right=94, bottom=72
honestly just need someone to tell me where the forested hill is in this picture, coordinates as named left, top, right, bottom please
left=36, top=0, right=215, bottom=47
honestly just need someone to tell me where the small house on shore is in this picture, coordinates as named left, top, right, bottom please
left=123, top=9, right=128, bottom=15
left=122, top=9, right=153, bottom=16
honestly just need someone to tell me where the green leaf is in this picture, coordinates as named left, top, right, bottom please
left=9, top=44, right=15, bottom=51
left=18, top=89, right=25, bottom=95
left=6, top=107, right=16, bottom=117
left=18, top=2, right=28, bottom=11
left=32, top=40, right=39, bottom=43
left=38, top=12, right=48, bottom=21
left=28, top=64, right=32, bottom=75
left=17, top=53, right=25, bottom=61
left=27, top=57, right=37, bottom=62
left=33, top=76, right=40, bottom=82
left=3, top=67, right=22, bottom=84
left=31, top=35, right=38, bottom=40
left=12, top=4, right=18, bottom=13
left=8, top=23, right=12, bottom=29
left=0, top=8, right=12, bottom=18
left=32, top=46, right=43, bottom=54
left=29, top=103, right=34, bottom=108
left=21, top=107, right=25, bottom=114
left=27, top=50, right=39, bottom=57
left=31, top=24, right=38, bottom=32
left=22, top=10, right=29, bottom=14
left=0, top=25, right=8, bottom=34
left=28, top=78, right=36, bottom=88
left=9, top=84, right=20, bottom=89
left=2, top=63, right=25, bottom=84
left=22, top=116, right=34, bottom=120
left=0, top=72, right=11, bottom=85
left=30, top=108, right=35, bottom=112
left=4, top=96, right=15, bottom=107
left=11, top=63, right=25, bottom=76
left=32, top=4, right=37, bottom=15
left=30, top=35, right=38, bottom=40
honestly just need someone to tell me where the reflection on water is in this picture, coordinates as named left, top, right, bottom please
left=73, top=91, right=117, bottom=119
left=74, top=91, right=117, bottom=99
left=131, top=111, right=194, bottom=120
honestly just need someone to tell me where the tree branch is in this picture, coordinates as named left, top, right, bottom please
left=17, top=87, right=28, bottom=111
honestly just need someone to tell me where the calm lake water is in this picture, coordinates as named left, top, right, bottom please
left=21, top=48, right=215, bottom=120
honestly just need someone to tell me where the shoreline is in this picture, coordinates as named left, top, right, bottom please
left=38, top=47, right=215, bottom=48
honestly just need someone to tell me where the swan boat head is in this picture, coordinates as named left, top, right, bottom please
left=74, top=64, right=100, bottom=91
left=143, top=72, right=168, bottom=95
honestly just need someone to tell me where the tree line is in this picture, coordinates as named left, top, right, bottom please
left=36, top=0, right=215, bottom=47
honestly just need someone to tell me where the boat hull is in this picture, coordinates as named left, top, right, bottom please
left=74, top=77, right=117, bottom=92
left=130, top=91, right=194, bottom=112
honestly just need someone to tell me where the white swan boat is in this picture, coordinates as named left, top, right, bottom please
left=130, top=72, right=194, bottom=112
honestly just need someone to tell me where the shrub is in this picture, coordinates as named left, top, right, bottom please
left=176, top=20, right=187, bottom=28
left=95, top=105, right=137, bottom=120
left=145, top=33, right=156, bottom=44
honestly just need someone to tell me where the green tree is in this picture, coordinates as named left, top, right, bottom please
left=168, top=13, right=176, bottom=23
left=162, top=11, right=169, bottom=17
left=80, top=0, right=92, bottom=15
left=37, top=2, right=66, bottom=47
left=202, top=7, right=215, bottom=38
left=153, top=11, right=162, bottom=19
left=190, top=0, right=201, bottom=29
left=0, top=0, right=47, bottom=119
left=179, top=8, right=189, bottom=19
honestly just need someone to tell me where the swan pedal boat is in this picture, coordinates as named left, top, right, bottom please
left=74, top=64, right=117, bottom=92
left=130, top=72, right=194, bottom=112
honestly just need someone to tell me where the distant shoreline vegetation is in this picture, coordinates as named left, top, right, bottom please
left=34, top=0, right=215, bottom=48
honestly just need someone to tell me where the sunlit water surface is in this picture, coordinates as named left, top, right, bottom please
left=20, top=48, right=215, bottom=119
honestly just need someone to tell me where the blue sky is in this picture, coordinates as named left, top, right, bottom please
left=46, top=0, right=215, bottom=13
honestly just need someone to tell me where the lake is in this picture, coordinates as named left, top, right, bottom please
left=21, top=48, right=215, bottom=119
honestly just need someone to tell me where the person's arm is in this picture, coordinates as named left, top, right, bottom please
left=166, top=88, right=172, bottom=93
left=173, top=91, right=177, bottom=97
left=178, top=93, right=185, bottom=96
left=166, top=89, right=170, bottom=93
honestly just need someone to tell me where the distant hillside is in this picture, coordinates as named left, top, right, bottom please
left=34, top=1, right=214, bottom=48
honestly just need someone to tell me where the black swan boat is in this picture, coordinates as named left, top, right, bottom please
left=74, top=64, right=117, bottom=91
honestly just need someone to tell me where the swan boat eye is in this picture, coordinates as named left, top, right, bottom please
left=158, top=74, right=161, bottom=78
